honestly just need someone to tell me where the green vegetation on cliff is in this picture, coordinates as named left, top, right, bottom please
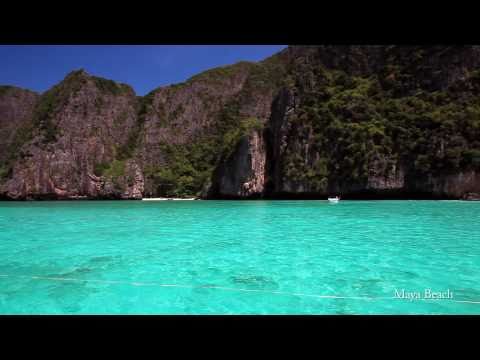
left=92, top=76, right=131, bottom=96
left=280, top=46, right=480, bottom=188
left=94, top=159, right=126, bottom=178
left=29, top=70, right=132, bottom=148
left=1, top=80, right=68, bottom=176
left=144, top=55, right=290, bottom=197
left=138, top=56, right=285, bottom=197
left=145, top=107, right=264, bottom=197
left=186, top=61, right=255, bottom=84
left=26, top=70, right=89, bottom=146
left=92, top=94, right=151, bottom=184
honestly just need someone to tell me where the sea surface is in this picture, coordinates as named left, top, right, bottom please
left=0, top=200, right=479, bottom=314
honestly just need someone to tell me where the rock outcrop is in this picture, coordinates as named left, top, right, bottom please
left=209, top=130, right=266, bottom=198
left=463, top=192, right=480, bottom=201
left=0, top=71, right=143, bottom=199
left=1, top=46, right=480, bottom=200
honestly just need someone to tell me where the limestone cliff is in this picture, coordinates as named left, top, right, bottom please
left=209, top=130, right=266, bottom=198
left=1, top=46, right=480, bottom=200
left=0, top=70, right=143, bottom=199
left=259, top=46, right=480, bottom=199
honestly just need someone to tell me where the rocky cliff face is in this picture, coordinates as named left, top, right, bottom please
left=0, top=71, right=144, bottom=199
left=209, top=130, right=266, bottom=198
left=0, top=86, right=39, bottom=176
left=1, top=46, right=480, bottom=200
left=259, top=46, right=480, bottom=199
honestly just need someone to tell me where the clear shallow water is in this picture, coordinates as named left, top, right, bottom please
left=0, top=200, right=479, bottom=314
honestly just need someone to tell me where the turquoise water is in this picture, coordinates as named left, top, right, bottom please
left=0, top=200, right=479, bottom=314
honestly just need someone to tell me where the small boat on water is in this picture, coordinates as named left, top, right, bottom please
left=328, top=196, right=340, bottom=203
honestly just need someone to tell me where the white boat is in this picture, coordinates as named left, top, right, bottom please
left=328, top=196, right=340, bottom=203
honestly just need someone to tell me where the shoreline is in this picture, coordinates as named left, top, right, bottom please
left=141, top=197, right=199, bottom=201
left=2, top=190, right=479, bottom=202
left=1, top=198, right=479, bottom=202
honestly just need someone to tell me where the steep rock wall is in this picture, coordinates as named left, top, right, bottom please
left=209, top=130, right=266, bottom=198
left=0, top=71, right=143, bottom=199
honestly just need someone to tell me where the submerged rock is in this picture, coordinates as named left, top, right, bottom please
left=231, top=275, right=279, bottom=290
